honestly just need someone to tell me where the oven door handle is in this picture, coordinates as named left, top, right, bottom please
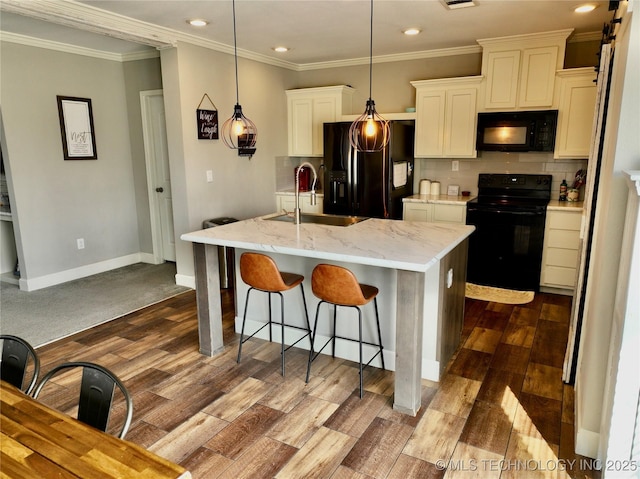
left=467, top=208, right=544, bottom=216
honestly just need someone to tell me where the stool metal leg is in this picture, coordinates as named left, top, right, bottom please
left=332, top=305, right=337, bottom=358
left=373, top=298, right=385, bottom=370
left=358, top=306, right=364, bottom=398
left=237, top=287, right=254, bottom=363
left=278, top=291, right=285, bottom=376
left=268, top=293, right=273, bottom=342
left=299, top=284, right=314, bottom=354
left=306, top=301, right=323, bottom=383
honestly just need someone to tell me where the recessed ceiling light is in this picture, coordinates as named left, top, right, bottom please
left=188, top=19, right=208, bottom=27
left=273, top=46, right=289, bottom=53
left=575, top=4, right=597, bottom=13
left=403, top=28, right=421, bottom=36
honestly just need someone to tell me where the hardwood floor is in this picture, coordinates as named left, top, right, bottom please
left=34, top=289, right=601, bottom=479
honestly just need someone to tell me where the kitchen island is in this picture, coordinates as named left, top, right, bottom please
left=181, top=214, right=474, bottom=415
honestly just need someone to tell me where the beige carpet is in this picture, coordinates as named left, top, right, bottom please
left=465, top=282, right=535, bottom=305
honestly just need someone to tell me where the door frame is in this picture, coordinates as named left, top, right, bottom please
left=140, top=89, right=171, bottom=264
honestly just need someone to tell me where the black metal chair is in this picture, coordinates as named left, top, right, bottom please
left=0, top=335, right=40, bottom=395
left=32, top=361, right=133, bottom=439
left=305, top=263, right=385, bottom=398
left=237, top=252, right=313, bottom=376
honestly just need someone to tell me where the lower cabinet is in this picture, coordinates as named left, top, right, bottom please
left=403, top=202, right=467, bottom=224
left=275, top=193, right=323, bottom=215
left=540, top=209, right=582, bottom=290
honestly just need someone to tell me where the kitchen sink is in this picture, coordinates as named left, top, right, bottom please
left=266, top=212, right=369, bottom=227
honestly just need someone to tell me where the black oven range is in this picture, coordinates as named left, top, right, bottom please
left=466, top=174, right=552, bottom=292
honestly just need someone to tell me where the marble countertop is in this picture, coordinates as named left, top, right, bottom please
left=547, top=200, right=584, bottom=211
left=402, top=194, right=476, bottom=205
left=181, top=214, right=475, bottom=273
left=276, top=189, right=324, bottom=196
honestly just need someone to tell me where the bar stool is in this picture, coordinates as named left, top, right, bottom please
left=237, top=252, right=313, bottom=376
left=305, top=263, right=385, bottom=398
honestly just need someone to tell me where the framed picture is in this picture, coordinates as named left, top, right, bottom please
left=57, top=96, right=97, bottom=160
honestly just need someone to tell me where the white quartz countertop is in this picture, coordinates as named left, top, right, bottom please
left=402, top=194, right=476, bottom=205
left=181, top=214, right=475, bottom=273
left=547, top=200, right=584, bottom=211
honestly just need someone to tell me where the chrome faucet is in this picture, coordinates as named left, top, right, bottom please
left=294, top=162, right=318, bottom=224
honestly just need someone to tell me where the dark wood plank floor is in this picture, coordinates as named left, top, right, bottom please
left=34, top=289, right=601, bottom=479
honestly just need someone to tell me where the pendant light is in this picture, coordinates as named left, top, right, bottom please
left=222, top=0, right=257, bottom=157
left=349, top=0, right=390, bottom=152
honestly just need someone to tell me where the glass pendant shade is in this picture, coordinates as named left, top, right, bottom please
left=349, top=99, right=390, bottom=152
left=222, top=104, right=257, bottom=150
left=349, top=0, right=389, bottom=152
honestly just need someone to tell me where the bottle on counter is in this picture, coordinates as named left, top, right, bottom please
left=559, top=179, right=568, bottom=201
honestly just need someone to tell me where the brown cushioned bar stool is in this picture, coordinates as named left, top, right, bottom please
left=305, top=263, right=385, bottom=398
left=237, top=252, right=313, bottom=376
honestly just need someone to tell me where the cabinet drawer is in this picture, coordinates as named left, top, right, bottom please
left=547, top=229, right=580, bottom=249
left=542, top=266, right=576, bottom=288
left=545, top=247, right=579, bottom=268
left=403, top=203, right=432, bottom=222
left=433, top=204, right=465, bottom=224
left=548, top=212, right=582, bottom=230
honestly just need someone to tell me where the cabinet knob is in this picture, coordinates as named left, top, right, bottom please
left=155, top=187, right=164, bottom=193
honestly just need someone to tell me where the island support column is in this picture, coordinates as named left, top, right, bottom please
left=393, top=269, right=425, bottom=416
left=193, top=243, right=224, bottom=356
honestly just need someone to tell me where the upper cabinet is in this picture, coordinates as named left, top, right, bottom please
left=478, top=30, right=572, bottom=111
left=411, top=76, right=482, bottom=158
left=286, top=85, right=355, bottom=157
left=554, top=68, right=597, bottom=159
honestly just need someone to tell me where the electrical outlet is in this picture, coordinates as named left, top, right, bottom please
left=206, top=170, right=213, bottom=183
left=77, top=238, right=85, bottom=250
left=452, top=160, right=459, bottom=171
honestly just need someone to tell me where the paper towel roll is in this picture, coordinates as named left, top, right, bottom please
left=419, top=179, right=431, bottom=195
left=430, top=181, right=441, bottom=196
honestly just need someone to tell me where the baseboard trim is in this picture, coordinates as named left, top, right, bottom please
left=19, top=253, right=143, bottom=291
left=176, top=274, right=195, bottom=289
left=575, top=427, right=601, bottom=459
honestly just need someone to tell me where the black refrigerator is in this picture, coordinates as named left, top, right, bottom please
left=322, top=120, right=415, bottom=220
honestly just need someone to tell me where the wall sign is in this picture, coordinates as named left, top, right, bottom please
left=196, top=94, right=218, bottom=140
left=57, top=96, right=97, bottom=160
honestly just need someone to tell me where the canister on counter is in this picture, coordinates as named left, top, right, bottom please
left=419, top=179, right=431, bottom=195
left=430, top=181, right=441, bottom=196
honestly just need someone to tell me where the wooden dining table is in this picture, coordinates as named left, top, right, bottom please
left=0, top=380, right=191, bottom=479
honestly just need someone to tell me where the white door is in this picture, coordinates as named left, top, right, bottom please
left=140, top=90, right=175, bottom=262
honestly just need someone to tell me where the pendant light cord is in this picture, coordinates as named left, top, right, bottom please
left=368, top=0, right=373, bottom=102
left=232, top=0, right=239, bottom=105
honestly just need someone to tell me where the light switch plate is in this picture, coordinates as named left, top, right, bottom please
left=206, top=170, right=213, bottom=183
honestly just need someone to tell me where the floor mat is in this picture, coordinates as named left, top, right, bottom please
left=465, top=282, right=535, bottom=305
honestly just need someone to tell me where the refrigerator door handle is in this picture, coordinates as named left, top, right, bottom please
left=351, top=148, right=359, bottom=212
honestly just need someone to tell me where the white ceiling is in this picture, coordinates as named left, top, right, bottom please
left=0, top=0, right=617, bottom=67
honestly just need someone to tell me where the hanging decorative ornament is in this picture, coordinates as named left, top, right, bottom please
left=349, top=0, right=390, bottom=152
left=221, top=0, right=257, bottom=157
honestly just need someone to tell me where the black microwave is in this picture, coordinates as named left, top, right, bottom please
left=476, top=110, right=558, bottom=152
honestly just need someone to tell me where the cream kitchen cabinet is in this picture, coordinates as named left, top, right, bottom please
left=275, top=192, right=323, bottom=215
left=403, top=201, right=467, bottom=224
left=478, top=30, right=571, bottom=110
left=411, top=77, right=482, bottom=158
left=554, top=68, right=597, bottom=159
left=540, top=208, right=582, bottom=291
left=286, top=85, right=354, bottom=157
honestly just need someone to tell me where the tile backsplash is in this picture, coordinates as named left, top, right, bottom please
left=276, top=152, right=589, bottom=202
left=414, top=152, right=588, bottom=200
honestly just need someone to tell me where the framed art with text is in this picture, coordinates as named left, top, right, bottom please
left=57, top=96, right=98, bottom=160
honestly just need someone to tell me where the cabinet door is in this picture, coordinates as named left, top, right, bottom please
left=403, top=203, right=432, bottom=222
left=483, top=50, right=520, bottom=109
left=288, top=98, right=313, bottom=156
left=432, top=204, right=466, bottom=224
left=415, top=90, right=446, bottom=157
left=554, top=72, right=597, bottom=159
left=519, top=46, right=558, bottom=108
left=311, top=97, right=338, bottom=156
left=444, top=88, right=478, bottom=158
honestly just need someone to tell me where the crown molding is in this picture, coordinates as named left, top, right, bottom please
left=0, top=31, right=159, bottom=62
